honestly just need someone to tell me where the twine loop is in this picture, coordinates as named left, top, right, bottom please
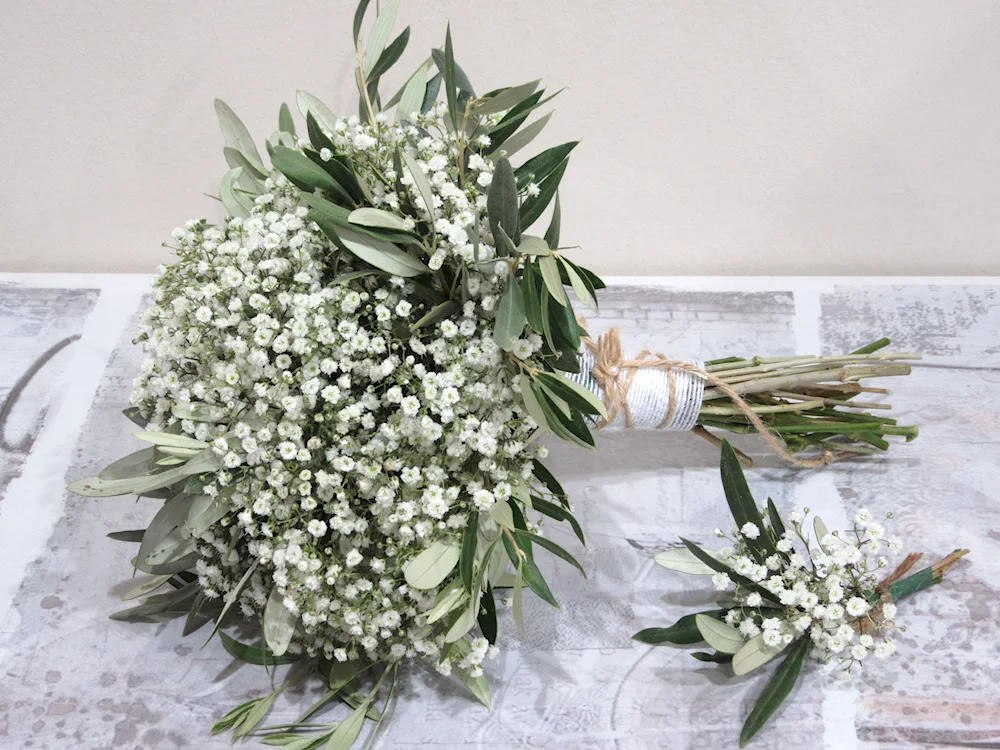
left=583, top=328, right=837, bottom=469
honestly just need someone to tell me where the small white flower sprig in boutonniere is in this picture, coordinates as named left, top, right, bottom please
left=634, top=439, right=969, bottom=747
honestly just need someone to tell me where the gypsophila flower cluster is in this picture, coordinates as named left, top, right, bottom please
left=130, top=104, right=545, bottom=669
left=713, top=507, right=903, bottom=673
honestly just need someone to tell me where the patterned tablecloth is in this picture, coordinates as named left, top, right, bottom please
left=0, top=274, right=997, bottom=749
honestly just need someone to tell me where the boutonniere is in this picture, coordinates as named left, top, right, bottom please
left=635, top=439, right=969, bottom=747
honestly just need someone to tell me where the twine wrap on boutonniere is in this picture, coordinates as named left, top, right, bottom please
left=572, top=327, right=922, bottom=468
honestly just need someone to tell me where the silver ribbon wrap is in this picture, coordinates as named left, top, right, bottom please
left=568, top=348, right=705, bottom=431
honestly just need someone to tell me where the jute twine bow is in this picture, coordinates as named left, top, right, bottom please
left=583, top=328, right=837, bottom=469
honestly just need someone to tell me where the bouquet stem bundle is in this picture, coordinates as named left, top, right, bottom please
left=581, top=331, right=920, bottom=467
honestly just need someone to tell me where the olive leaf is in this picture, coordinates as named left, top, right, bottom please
left=653, top=547, right=717, bottom=575
left=214, top=99, right=265, bottom=174
left=404, top=540, right=461, bottom=589
left=263, top=585, right=297, bottom=656
left=739, top=637, right=809, bottom=747
left=361, top=0, right=400, bottom=75
left=493, top=277, right=526, bottom=351
left=695, top=614, right=744, bottom=654
left=487, top=157, right=519, bottom=248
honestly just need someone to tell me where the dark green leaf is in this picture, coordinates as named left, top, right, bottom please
left=502, top=532, right=558, bottom=608
left=536, top=371, right=604, bottom=418
left=530, top=496, right=585, bottom=545
left=352, top=0, right=371, bottom=46
left=301, top=192, right=416, bottom=246
left=487, top=158, right=520, bottom=248
left=543, top=192, right=561, bottom=248
left=720, top=440, right=776, bottom=560
left=107, top=529, right=145, bottom=543
left=522, top=260, right=544, bottom=334
left=412, top=300, right=459, bottom=330
left=477, top=584, right=498, bottom=644
left=460, top=512, right=478, bottom=593
left=632, top=610, right=728, bottom=645
left=740, top=637, right=809, bottom=747
left=304, top=149, right=365, bottom=205
left=443, top=25, right=458, bottom=130
left=520, top=158, right=569, bottom=231
left=122, top=407, right=148, bottom=427
left=218, top=631, right=305, bottom=666
left=515, top=530, right=585, bottom=577
left=515, top=142, right=578, bottom=189
left=766, top=498, right=786, bottom=539
left=679, top=538, right=779, bottom=604
left=535, top=387, right=595, bottom=449
left=422, top=72, right=442, bottom=113
left=368, top=26, right=410, bottom=81
left=271, top=145, right=347, bottom=197
left=278, top=103, right=296, bottom=135
left=531, top=459, right=566, bottom=502
left=692, top=651, right=734, bottom=663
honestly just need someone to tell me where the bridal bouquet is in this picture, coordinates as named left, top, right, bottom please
left=67, top=0, right=926, bottom=747
left=636, top=439, right=969, bottom=747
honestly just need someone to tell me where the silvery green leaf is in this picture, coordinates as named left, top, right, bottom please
left=814, top=515, right=830, bottom=543
left=263, top=585, right=297, bottom=656
left=134, top=431, right=209, bottom=451
left=401, top=150, right=436, bottom=227
left=394, top=63, right=429, bottom=122
left=512, top=560, right=525, bottom=634
left=121, top=573, right=173, bottom=601
left=489, top=500, right=515, bottom=529
left=471, top=80, right=541, bottom=116
left=144, top=527, right=192, bottom=567
left=499, top=111, right=552, bottom=159
left=348, top=207, right=410, bottom=231
left=156, top=445, right=201, bottom=459
left=362, top=0, right=399, bottom=75
left=324, top=700, right=370, bottom=750
left=538, top=255, right=567, bottom=306
left=109, top=582, right=197, bottom=621
left=98, top=447, right=156, bottom=481
left=278, top=103, right=296, bottom=136
left=517, top=235, right=550, bottom=256
left=653, top=547, right=717, bottom=575
left=695, top=613, right=744, bottom=654
left=732, top=633, right=787, bottom=676
left=456, top=666, right=491, bottom=709
left=233, top=690, right=281, bottom=740
left=203, top=561, right=259, bottom=646
left=404, top=540, right=461, bottom=589
left=220, top=168, right=252, bottom=219
left=517, top=374, right=549, bottom=431
left=68, top=449, right=215, bottom=496
left=187, top=493, right=229, bottom=536
left=296, top=91, right=339, bottom=135
left=136, top=493, right=194, bottom=569
left=171, top=402, right=224, bottom=422
left=445, top=597, right=478, bottom=643
left=155, top=456, right=184, bottom=466
left=335, top=226, right=430, bottom=278
left=493, top=277, right=525, bottom=351
left=424, top=580, right=467, bottom=625
left=224, top=146, right=268, bottom=184
left=214, top=99, right=266, bottom=174
left=560, top=257, right=594, bottom=307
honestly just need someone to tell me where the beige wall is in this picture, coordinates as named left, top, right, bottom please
left=2, top=1, right=999, bottom=276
